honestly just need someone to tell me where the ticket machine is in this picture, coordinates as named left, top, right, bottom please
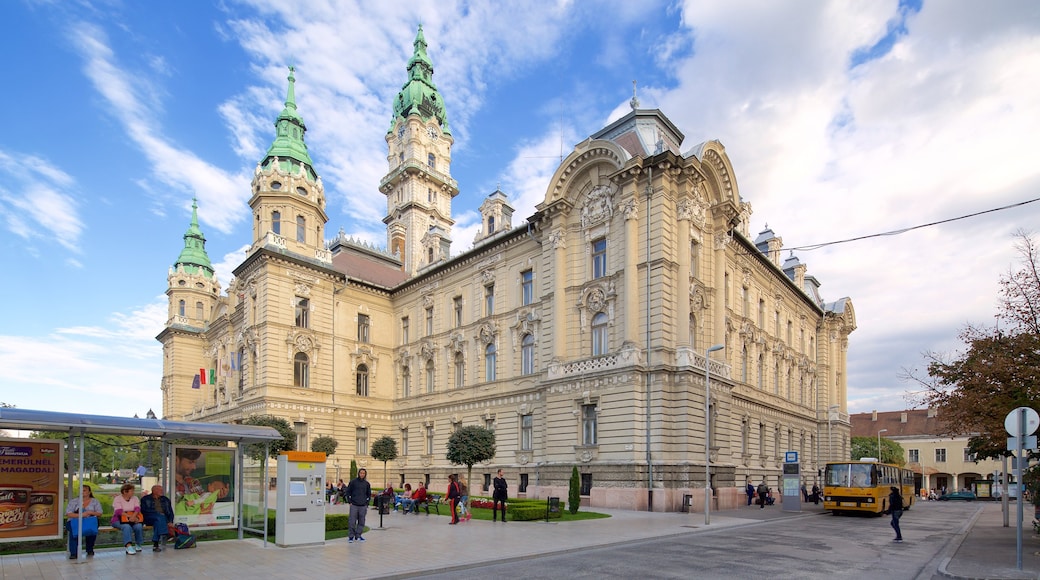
left=275, top=451, right=326, bottom=547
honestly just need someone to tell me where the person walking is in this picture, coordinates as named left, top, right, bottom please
left=492, top=469, right=508, bottom=522
left=811, top=483, right=821, bottom=505
left=447, top=474, right=462, bottom=525
left=345, top=468, right=372, bottom=543
left=745, top=481, right=755, bottom=506
left=885, top=486, right=904, bottom=542
left=757, top=482, right=768, bottom=509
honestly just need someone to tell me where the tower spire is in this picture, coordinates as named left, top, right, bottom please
left=389, top=25, right=452, bottom=135
left=173, top=197, right=214, bottom=278
left=262, top=66, right=315, bottom=178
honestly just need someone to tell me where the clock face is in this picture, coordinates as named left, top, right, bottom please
left=427, top=127, right=438, bottom=139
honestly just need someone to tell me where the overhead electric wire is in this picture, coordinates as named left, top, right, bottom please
left=784, top=196, right=1040, bottom=252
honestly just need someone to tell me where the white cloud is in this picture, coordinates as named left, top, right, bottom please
left=0, top=150, right=84, bottom=251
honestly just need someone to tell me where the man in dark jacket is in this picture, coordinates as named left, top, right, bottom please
left=344, top=469, right=371, bottom=543
left=885, top=486, right=904, bottom=542
left=140, top=485, right=174, bottom=552
left=757, top=482, right=768, bottom=508
left=492, top=469, right=508, bottom=522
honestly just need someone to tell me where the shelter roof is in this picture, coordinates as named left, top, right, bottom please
left=0, top=407, right=282, bottom=444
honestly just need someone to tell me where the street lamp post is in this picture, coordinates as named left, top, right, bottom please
left=877, top=429, right=888, bottom=462
left=705, top=344, right=725, bottom=526
left=145, top=409, right=156, bottom=475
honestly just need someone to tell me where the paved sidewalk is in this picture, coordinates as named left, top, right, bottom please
left=2, top=500, right=1038, bottom=579
left=938, top=500, right=1040, bottom=580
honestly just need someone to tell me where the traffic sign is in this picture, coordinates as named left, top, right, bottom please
left=1004, top=407, right=1040, bottom=437
left=1008, top=436, right=1038, bottom=451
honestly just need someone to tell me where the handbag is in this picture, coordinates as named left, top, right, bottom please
left=121, top=511, right=142, bottom=524
left=69, top=516, right=98, bottom=537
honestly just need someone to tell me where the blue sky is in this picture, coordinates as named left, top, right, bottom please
left=2, top=0, right=1039, bottom=420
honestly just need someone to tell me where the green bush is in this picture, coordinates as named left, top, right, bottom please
left=506, top=499, right=565, bottom=521
left=325, top=514, right=350, bottom=532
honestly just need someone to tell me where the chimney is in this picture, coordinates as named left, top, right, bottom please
left=872, top=410, right=877, bottom=422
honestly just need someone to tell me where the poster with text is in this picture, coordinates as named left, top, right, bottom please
left=0, top=439, right=64, bottom=542
left=172, top=446, right=236, bottom=529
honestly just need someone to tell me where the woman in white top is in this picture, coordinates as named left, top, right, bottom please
left=112, top=483, right=144, bottom=554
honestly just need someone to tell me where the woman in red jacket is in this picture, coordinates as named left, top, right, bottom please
left=446, top=474, right=461, bottom=525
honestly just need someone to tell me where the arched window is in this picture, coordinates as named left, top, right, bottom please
left=237, top=347, right=246, bottom=395
left=296, top=215, right=306, bottom=243
left=272, top=211, right=281, bottom=235
left=293, top=352, right=309, bottom=388
left=178, top=300, right=185, bottom=317
left=425, top=360, right=435, bottom=393
left=521, top=334, right=535, bottom=375
left=591, top=312, right=608, bottom=356
left=485, top=343, right=497, bottom=382
left=402, top=366, right=410, bottom=397
left=757, top=354, right=764, bottom=389
left=356, top=364, right=369, bottom=397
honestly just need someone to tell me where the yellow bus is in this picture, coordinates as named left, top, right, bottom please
left=823, top=460, right=915, bottom=515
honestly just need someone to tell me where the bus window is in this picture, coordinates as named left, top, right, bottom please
left=850, top=464, right=873, bottom=487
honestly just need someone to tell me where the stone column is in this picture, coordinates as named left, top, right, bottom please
left=676, top=198, right=693, bottom=346
left=623, top=197, right=640, bottom=345
left=550, top=228, right=567, bottom=359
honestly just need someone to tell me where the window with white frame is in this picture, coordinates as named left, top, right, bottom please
left=908, top=449, right=919, bottom=463
left=425, top=425, right=434, bottom=455
left=592, top=238, right=607, bottom=279
left=294, top=352, right=309, bottom=388
left=402, top=316, right=409, bottom=343
left=582, top=403, right=597, bottom=445
left=425, top=306, right=434, bottom=336
left=484, top=284, right=495, bottom=316
left=453, top=296, right=463, bottom=328
left=935, top=448, right=947, bottom=462
left=485, top=343, right=496, bottom=382
left=521, top=414, right=533, bottom=450
left=425, top=360, right=435, bottom=393
left=521, top=334, right=535, bottom=375
left=296, top=215, right=306, bottom=243
left=295, top=297, right=309, bottom=328
left=521, top=270, right=534, bottom=305
left=591, top=312, right=608, bottom=356
left=356, top=364, right=369, bottom=397
left=402, top=366, right=410, bottom=397
left=356, top=427, right=368, bottom=455
left=358, top=314, right=370, bottom=343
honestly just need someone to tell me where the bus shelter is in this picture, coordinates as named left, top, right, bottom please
left=0, top=407, right=283, bottom=554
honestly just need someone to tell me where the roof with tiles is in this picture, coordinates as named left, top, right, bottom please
left=850, top=408, right=947, bottom=438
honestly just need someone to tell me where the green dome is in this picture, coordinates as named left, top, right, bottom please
left=262, top=66, right=317, bottom=180
left=174, top=198, right=214, bottom=278
left=389, top=25, right=451, bottom=135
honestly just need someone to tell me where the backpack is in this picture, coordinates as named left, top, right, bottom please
left=174, top=533, right=197, bottom=549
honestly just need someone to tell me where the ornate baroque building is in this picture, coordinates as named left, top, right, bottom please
left=157, top=27, right=855, bottom=512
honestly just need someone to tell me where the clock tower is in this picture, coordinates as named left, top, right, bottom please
left=380, top=25, right=458, bottom=275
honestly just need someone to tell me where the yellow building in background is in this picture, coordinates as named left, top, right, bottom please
left=158, top=27, right=856, bottom=511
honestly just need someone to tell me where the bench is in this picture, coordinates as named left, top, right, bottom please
left=411, top=494, right=442, bottom=515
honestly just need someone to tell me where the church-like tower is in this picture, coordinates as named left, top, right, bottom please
left=249, top=66, right=329, bottom=264
left=157, top=198, right=220, bottom=419
left=380, top=25, right=458, bottom=274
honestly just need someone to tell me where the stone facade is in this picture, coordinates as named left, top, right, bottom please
left=157, top=28, right=855, bottom=512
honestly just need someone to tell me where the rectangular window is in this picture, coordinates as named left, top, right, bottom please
left=758, top=299, right=765, bottom=327
left=580, top=473, right=592, bottom=496
left=295, top=422, right=308, bottom=452
left=356, top=427, right=368, bottom=455
left=592, top=238, right=607, bottom=279
left=908, top=449, right=919, bottom=463
left=741, top=286, right=749, bottom=317
left=295, top=298, right=309, bottom=328
left=485, top=284, right=495, bottom=316
left=963, top=448, right=975, bottom=462
left=521, top=414, right=533, bottom=450
left=401, top=316, right=409, bottom=343
left=485, top=418, right=495, bottom=432
left=425, top=306, right=434, bottom=336
left=358, top=314, right=370, bottom=343
left=582, top=403, right=597, bottom=446
left=935, top=448, right=947, bottom=462
left=483, top=473, right=491, bottom=493
left=519, top=473, right=529, bottom=493
left=296, top=215, right=306, bottom=243
left=401, top=428, right=409, bottom=456
left=521, top=270, right=534, bottom=305
left=425, top=425, right=434, bottom=455
left=453, top=296, right=463, bottom=328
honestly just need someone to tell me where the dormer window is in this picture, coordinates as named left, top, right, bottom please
left=487, top=216, right=495, bottom=235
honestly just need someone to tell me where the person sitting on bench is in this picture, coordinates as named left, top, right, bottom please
left=410, top=482, right=429, bottom=514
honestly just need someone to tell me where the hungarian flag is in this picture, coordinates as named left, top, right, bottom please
left=191, top=374, right=200, bottom=389
left=199, top=368, right=207, bottom=385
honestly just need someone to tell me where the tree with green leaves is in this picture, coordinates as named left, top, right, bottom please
left=446, top=425, right=496, bottom=506
left=241, top=415, right=295, bottom=461
left=370, top=436, right=398, bottom=489
left=350, top=459, right=358, bottom=481
left=907, top=232, right=1040, bottom=461
left=311, top=435, right=338, bottom=457
left=568, top=466, right=581, bottom=514
left=850, top=436, right=905, bottom=465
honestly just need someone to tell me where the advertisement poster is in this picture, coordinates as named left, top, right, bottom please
left=0, top=439, right=64, bottom=543
left=172, top=446, right=236, bottom=529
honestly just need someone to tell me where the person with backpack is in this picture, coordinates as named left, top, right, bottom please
left=757, top=482, right=768, bottom=508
